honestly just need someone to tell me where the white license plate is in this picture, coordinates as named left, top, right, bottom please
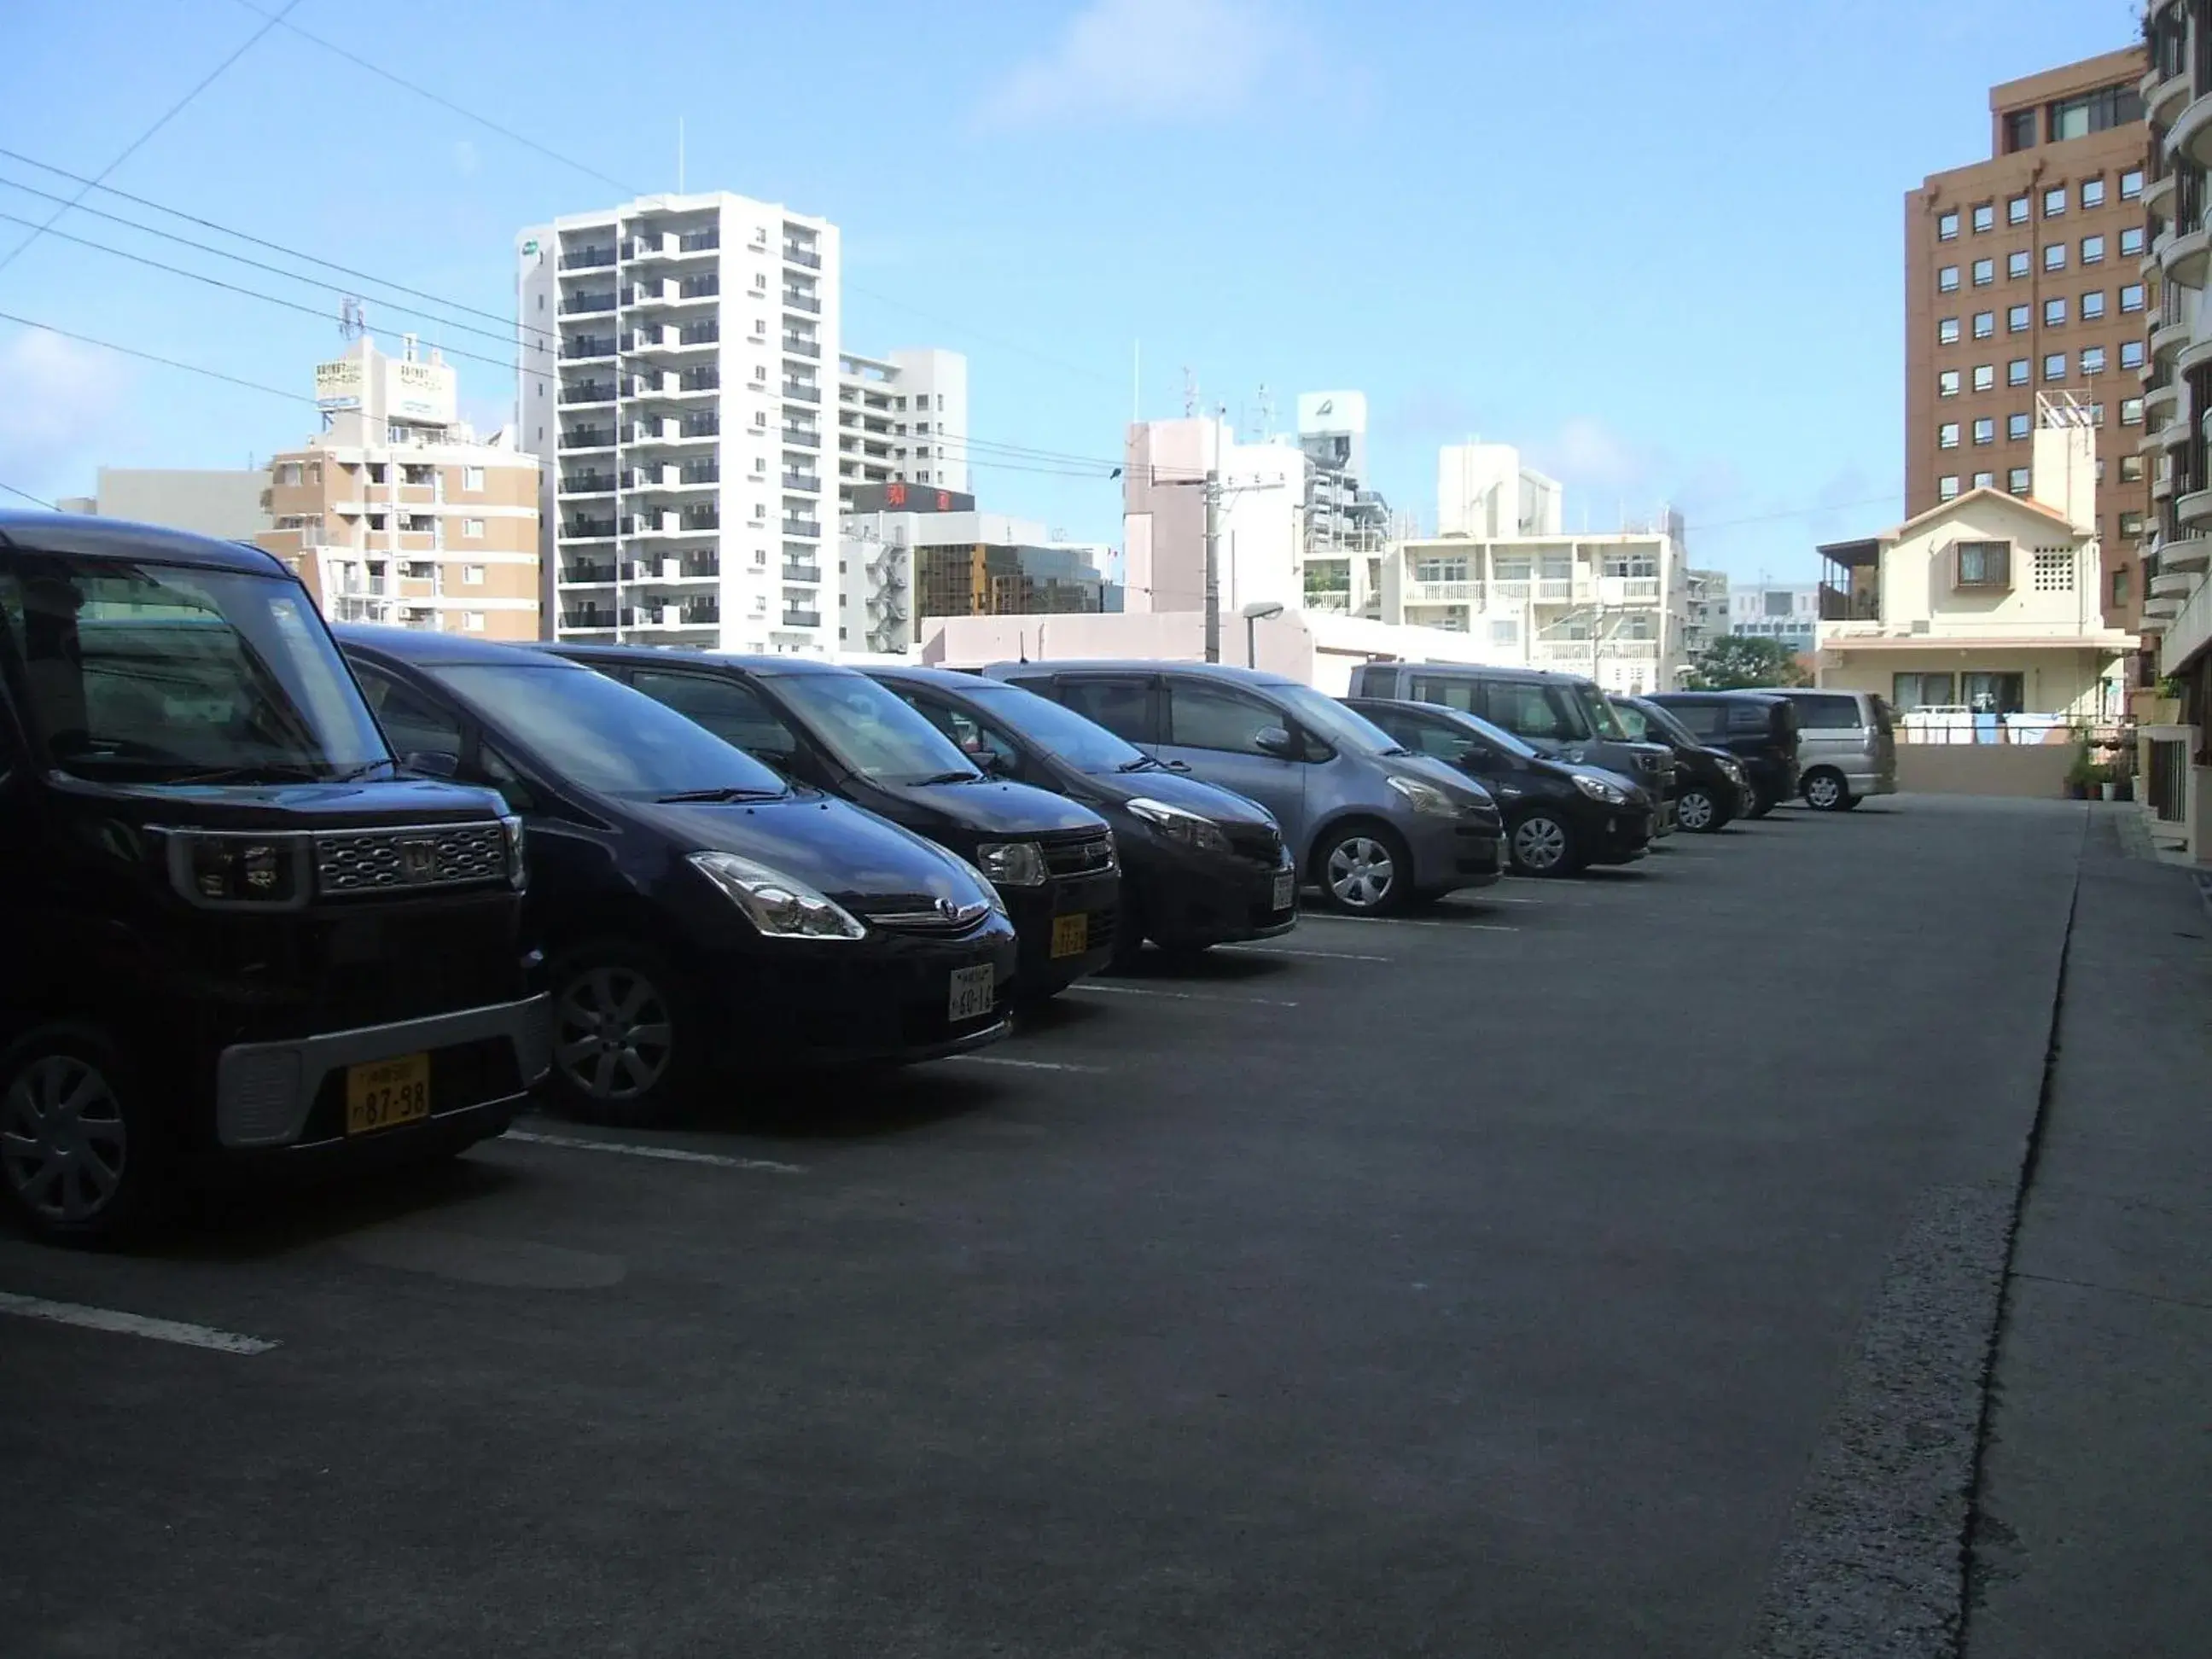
left=948, top=964, right=996, bottom=1022
left=1272, top=870, right=1295, bottom=910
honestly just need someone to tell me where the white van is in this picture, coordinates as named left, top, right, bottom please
left=1752, top=689, right=1897, bottom=810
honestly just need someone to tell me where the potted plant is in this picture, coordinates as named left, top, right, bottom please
left=2064, top=741, right=2095, bottom=800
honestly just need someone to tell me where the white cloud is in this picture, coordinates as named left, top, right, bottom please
left=975, top=0, right=1307, bottom=130
left=0, top=329, right=132, bottom=500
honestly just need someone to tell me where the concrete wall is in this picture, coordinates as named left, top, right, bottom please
left=1820, top=647, right=2116, bottom=719
left=1895, top=743, right=2074, bottom=797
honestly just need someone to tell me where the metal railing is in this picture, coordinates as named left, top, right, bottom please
left=1895, top=715, right=2125, bottom=747
left=783, top=247, right=821, bottom=270
left=559, top=247, right=615, bottom=271
left=782, top=563, right=822, bottom=584
left=782, top=518, right=822, bottom=539
left=781, top=610, right=822, bottom=628
left=783, top=428, right=819, bottom=450
left=562, top=337, right=615, bottom=359
left=783, top=383, right=822, bottom=404
left=561, top=294, right=616, bottom=314
left=2148, top=734, right=2192, bottom=821
left=782, top=339, right=821, bottom=359
left=561, top=382, right=616, bottom=405
left=781, top=471, right=821, bottom=492
left=560, top=428, right=615, bottom=449
left=563, top=564, right=616, bottom=585
left=561, top=473, right=616, bottom=494
left=783, top=293, right=821, bottom=315
left=565, top=518, right=617, bottom=539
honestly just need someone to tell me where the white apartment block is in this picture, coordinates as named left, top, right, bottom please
left=518, top=192, right=841, bottom=655
left=1438, top=442, right=1564, bottom=539
left=836, top=347, right=968, bottom=505
left=1295, top=392, right=1394, bottom=617
left=1684, top=568, right=1730, bottom=659
left=259, top=335, right=540, bottom=640
left=1730, top=582, right=1820, bottom=654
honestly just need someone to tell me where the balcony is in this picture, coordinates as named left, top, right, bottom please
left=2151, top=568, right=2203, bottom=600
left=2163, top=535, right=2212, bottom=573
left=562, top=562, right=617, bottom=585
left=560, top=381, right=617, bottom=405
left=560, top=427, right=616, bottom=451
left=783, top=246, right=821, bottom=270
left=561, top=292, right=616, bottom=315
left=564, top=518, right=617, bottom=541
left=783, top=428, right=819, bottom=451
left=2147, top=375, right=2184, bottom=427
left=560, top=471, right=616, bottom=496
left=2145, top=66, right=2192, bottom=128
left=782, top=518, right=823, bottom=540
left=783, top=381, right=821, bottom=405
left=561, top=609, right=618, bottom=631
left=559, top=246, right=616, bottom=271
left=782, top=470, right=821, bottom=493
left=781, top=610, right=822, bottom=629
left=2168, top=90, right=2212, bottom=172
left=1402, top=579, right=1481, bottom=605
left=782, top=562, right=822, bottom=585
left=783, top=292, right=821, bottom=315
left=562, top=336, right=616, bottom=361
left=782, top=338, right=821, bottom=360
left=2144, top=170, right=2180, bottom=222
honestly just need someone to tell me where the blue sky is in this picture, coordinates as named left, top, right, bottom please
left=0, top=0, right=2139, bottom=582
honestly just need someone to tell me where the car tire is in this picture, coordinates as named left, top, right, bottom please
left=1313, top=821, right=1414, bottom=915
left=1802, top=768, right=1852, bottom=812
left=1675, top=787, right=1721, bottom=834
left=0, top=1027, right=170, bottom=1249
left=544, top=941, right=696, bottom=1126
left=1746, top=788, right=1776, bottom=819
left=1507, top=811, right=1580, bottom=877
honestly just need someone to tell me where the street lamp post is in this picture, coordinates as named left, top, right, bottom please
left=1243, top=600, right=1286, bottom=667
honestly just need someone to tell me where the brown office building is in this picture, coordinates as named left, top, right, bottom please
left=1906, top=48, right=2151, bottom=630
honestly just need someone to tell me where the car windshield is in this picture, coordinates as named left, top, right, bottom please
left=770, top=669, right=981, bottom=785
left=961, top=680, right=1144, bottom=773
left=1440, top=707, right=1541, bottom=760
left=0, top=554, right=389, bottom=783
left=1269, top=683, right=1400, bottom=754
left=1636, top=701, right=1700, bottom=748
left=1575, top=681, right=1629, bottom=740
left=430, top=662, right=789, bottom=800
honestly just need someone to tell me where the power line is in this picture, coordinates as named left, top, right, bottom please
left=0, top=480, right=57, bottom=509
left=842, top=280, right=1119, bottom=387
left=0, top=308, right=315, bottom=404
left=1680, top=492, right=1901, bottom=534
left=0, top=0, right=304, bottom=278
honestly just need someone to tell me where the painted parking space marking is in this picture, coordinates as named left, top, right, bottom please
left=944, top=1054, right=1105, bottom=1074
left=1214, top=943, right=1393, bottom=963
left=1068, top=982, right=1301, bottom=1009
left=1301, top=913, right=1520, bottom=934
left=504, top=1130, right=805, bottom=1175
left=0, top=1291, right=277, bottom=1356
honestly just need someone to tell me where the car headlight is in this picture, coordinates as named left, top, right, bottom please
left=501, top=814, right=527, bottom=892
left=1384, top=775, right=1460, bottom=818
left=1125, top=796, right=1231, bottom=853
left=1573, top=774, right=1629, bottom=805
left=975, top=840, right=1049, bottom=888
left=688, top=851, right=865, bottom=940
left=160, top=829, right=309, bottom=909
left=1722, top=760, right=1748, bottom=781
left=946, top=852, right=1010, bottom=917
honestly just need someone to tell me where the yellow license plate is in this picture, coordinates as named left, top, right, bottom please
left=346, top=1053, right=431, bottom=1135
left=1051, top=913, right=1090, bottom=958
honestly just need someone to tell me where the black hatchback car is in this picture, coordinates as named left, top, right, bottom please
left=1610, top=696, right=1750, bottom=834
left=869, top=665, right=1298, bottom=963
left=338, top=629, right=1018, bottom=1122
left=1644, top=691, right=1800, bottom=817
left=549, top=647, right=1118, bottom=1001
left=1345, top=698, right=1654, bottom=876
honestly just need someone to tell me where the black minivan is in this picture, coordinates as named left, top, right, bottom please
left=339, top=629, right=1019, bottom=1121
left=869, top=665, right=1298, bottom=963
left=1345, top=698, right=1654, bottom=876
left=1644, top=691, right=1800, bottom=817
left=0, top=514, right=548, bottom=1244
left=550, top=647, right=1118, bottom=1001
left=1610, top=696, right=1751, bottom=834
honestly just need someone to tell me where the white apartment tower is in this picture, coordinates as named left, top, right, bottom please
left=518, top=192, right=841, bottom=654
left=1439, top=443, right=1564, bottom=539
left=836, top=348, right=969, bottom=505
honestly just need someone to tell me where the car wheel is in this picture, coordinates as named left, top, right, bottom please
left=1675, top=787, right=1720, bottom=834
left=1746, top=789, right=1775, bottom=819
left=1507, top=812, right=1579, bottom=876
left=0, top=1029, right=168, bottom=1248
left=1802, top=769, right=1851, bottom=812
left=1316, top=823, right=1412, bottom=915
left=546, top=944, right=692, bottom=1125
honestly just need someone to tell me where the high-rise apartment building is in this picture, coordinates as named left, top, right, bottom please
left=1906, top=49, right=2150, bottom=630
left=836, top=348, right=969, bottom=504
left=518, top=192, right=841, bottom=655
left=258, top=335, right=540, bottom=638
left=1293, top=393, right=1393, bottom=617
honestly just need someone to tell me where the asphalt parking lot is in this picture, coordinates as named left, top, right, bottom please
left=0, top=797, right=2088, bottom=1658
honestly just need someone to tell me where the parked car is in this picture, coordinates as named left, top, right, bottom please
left=1344, top=662, right=1679, bottom=835
left=1344, top=698, right=1655, bottom=876
left=0, top=514, right=548, bottom=1245
left=1644, top=691, right=1801, bottom=817
left=1610, top=695, right=1751, bottom=833
left=546, top=647, right=1115, bottom=1001
left=1748, top=689, right=1897, bottom=811
left=984, top=661, right=1505, bottom=916
left=339, top=630, right=1018, bottom=1121
left=866, top=665, right=1297, bottom=964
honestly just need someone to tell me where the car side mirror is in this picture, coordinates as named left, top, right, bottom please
left=404, top=750, right=460, bottom=778
left=1254, top=725, right=1297, bottom=759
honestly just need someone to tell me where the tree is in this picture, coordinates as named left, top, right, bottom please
left=1682, top=635, right=1810, bottom=690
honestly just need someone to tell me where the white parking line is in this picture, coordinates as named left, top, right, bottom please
left=944, top=1054, right=1105, bottom=1074
left=0, top=1291, right=277, bottom=1356
left=504, top=1130, right=805, bottom=1175
left=1214, top=943, right=1393, bottom=963
left=1068, top=982, right=1301, bottom=1008
left=1301, top=914, right=1519, bottom=934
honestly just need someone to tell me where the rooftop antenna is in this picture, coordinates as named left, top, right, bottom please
left=1254, top=381, right=1273, bottom=441
left=1182, top=366, right=1198, bottom=417
left=338, top=295, right=365, bottom=341
left=678, top=116, right=685, bottom=193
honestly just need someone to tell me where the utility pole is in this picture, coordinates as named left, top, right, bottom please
left=1203, top=469, right=1222, bottom=663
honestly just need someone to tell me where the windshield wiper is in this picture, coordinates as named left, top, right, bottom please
left=1380, top=744, right=1413, bottom=758
left=162, top=763, right=341, bottom=785
left=1115, top=754, right=1166, bottom=772
left=913, top=770, right=981, bottom=786
left=655, top=786, right=786, bottom=803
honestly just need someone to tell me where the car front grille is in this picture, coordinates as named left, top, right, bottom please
left=856, top=899, right=994, bottom=937
left=1225, top=824, right=1284, bottom=866
left=1040, top=830, right=1116, bottom=876
left=314, top=823, right=509, bottom=897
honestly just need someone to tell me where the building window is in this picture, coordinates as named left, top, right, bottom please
left=2081, top=290, right=2107, bottom=320
left=1973, top=310, right=1995, bottom=339
left=2120, top=282, right=2146, bottom=312
left=2112, top=566, right=2132, bottom=606
left=2118, top=341, right=2144, bottom=375
left=1938, top=265, right=1960, bottom=293
left=2031, top=549, right=2075, bottom=593
left=2008, top=358, right=2030, bottom=386
left=2007, top=304, right=2029, bottom=333
left=463, top=612, right=486, bottom=632
left=2121, top=225, right=2145, bottom=257
left=2047, top=85, right=2143, bottom=142
left=1939, top=317, right=1961, bottom=344
left=2119, top=509, right=2145, bottom=537
left=2005, top=112, right=2037, bottom=154
left=2008, top=466, right=2031, bottom=494
left=1894, top=672, right=1958, bottom=710
left=2081, top=346, right=2107, bottom=375
left=1939, top=370, right=1961, bottom=397
left=2043, top=242, right=2067, bottom=271
left=2122, top=168, right=2144, bottom=201
left=2007, top=249, right=2030, bottom=280
left=1973, top=364, right=1995, bottom=392
left=2081, top=234, right=2105, bottom=266
left=1972, top=416, right=1995, bottom=445
left=1973, top=202, right=1995, bottom=233
left=1973, top=258, right=1995, bottom=286
left=1954, top=539, right=2010, bottom=587
left=1487, top=619, right=1517, bottom=645
left=463, top=517, right=485, bottom=538
left=2121, top=452, right=2144, bottom=481
left=2122, top=397, right=2145, bottom=426
left=2043, top=353, right=2068, bottom=381
left=1974, top=470, right=1996, bottom=490
left=2044, top=297, right=2068, bottom=326
left=1938, top=210, right=1960, bottom=242
left=1940, top=422, right=1962, bottom=449
left=1939, top=475, right=1962, bottom=500
left=2043, top=185, right=2067, bottom=218
left=2081, top=178, right=2106, bottom=210
left=2008, top=412, right=2031, bottom=440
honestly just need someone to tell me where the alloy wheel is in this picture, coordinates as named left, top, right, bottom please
left=1324, top=836, right=1396, bottom=910
left=554, top=965, right=675, bottom=1103
left=1806, top=773, right=1844, bottom=810
left=1678, top=790, right=1715, bottom=832
left=0, top=1055, right=128, bottom=1225
left=1512, top=816, right=1569, bottom=872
